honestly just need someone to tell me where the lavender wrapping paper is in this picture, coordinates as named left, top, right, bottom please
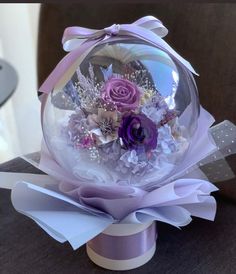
left=8, top=107, right=219, bottom=250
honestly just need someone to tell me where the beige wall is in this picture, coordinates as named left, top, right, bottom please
left=0, top=4, right=41, bottom=162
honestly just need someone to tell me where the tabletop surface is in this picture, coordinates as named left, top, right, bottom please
left=0, top=158, right=236, bottom=274
left=0, top=59, right=17, bottom=107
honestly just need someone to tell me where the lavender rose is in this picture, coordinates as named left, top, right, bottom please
left=102, top=77, right=140, bottom=112
left=118, top=113, right=158, bottom=151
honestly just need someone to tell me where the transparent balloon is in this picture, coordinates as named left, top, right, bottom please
left=42, top=39, right=200, bottom=188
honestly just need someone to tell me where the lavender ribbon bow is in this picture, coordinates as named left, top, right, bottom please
left=62, top=16, right=168, bottom=51
left=39, top=15, right=197, bottom=94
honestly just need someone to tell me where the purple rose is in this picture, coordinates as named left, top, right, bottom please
left=102, top=77, right=140, bottom=112
left=118, top=113, right=157, bottom=151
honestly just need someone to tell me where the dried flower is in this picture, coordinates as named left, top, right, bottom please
left=88, top=108, right=119, bottom=145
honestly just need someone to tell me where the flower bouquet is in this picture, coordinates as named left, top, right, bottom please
left=3, top=16, right=236, bottom=271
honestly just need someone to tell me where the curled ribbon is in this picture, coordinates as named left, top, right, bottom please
left=39, top=15, right=197, bottom=94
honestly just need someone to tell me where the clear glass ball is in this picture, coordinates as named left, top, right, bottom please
left=42, top=39, right=200, bottom=188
